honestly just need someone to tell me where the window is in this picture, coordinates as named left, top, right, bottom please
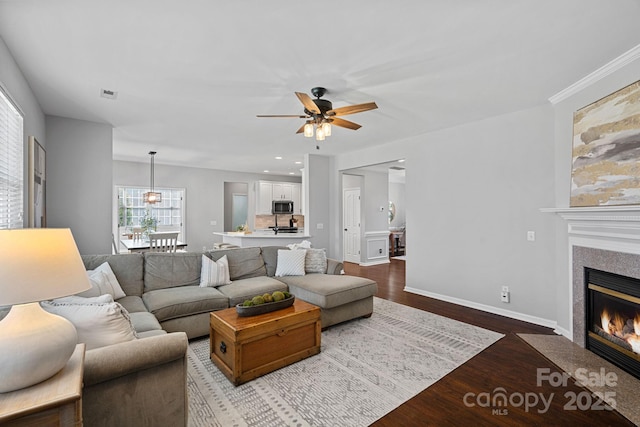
left=117, top=186, right=185, bottom=238
left=0, top=85, right=24, bottom=229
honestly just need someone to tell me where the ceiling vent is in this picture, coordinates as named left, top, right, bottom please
left=389, top=166, right=405, bottom=170
left=100, top=88, right=118, bottom=100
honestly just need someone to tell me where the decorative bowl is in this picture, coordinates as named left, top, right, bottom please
left=236, top=295, right=295, bottom=317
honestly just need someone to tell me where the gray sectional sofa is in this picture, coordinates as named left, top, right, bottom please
left=79, top=246, right=377, bottom=427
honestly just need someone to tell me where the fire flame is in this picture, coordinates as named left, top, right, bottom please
left=600, top=309, right=640, bottom=355
left=629, top=336, right=640, bottom=354
left=601, top=309, right=611, bottom=334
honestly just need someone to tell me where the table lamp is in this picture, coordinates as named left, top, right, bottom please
left=0, top=228, right=91, bottom=393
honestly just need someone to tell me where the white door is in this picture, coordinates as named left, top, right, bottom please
left=343, top=187, right=361, bottom=264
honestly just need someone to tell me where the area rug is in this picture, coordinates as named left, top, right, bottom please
left=187, top=297, right=503, bottom=427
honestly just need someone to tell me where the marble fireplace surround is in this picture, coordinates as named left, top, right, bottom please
left=545, top=206, right=640, bottom=346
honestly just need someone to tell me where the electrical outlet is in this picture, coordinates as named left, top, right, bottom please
left=501, top=290, right=510, bottom=303
left=527, top=231, right=535, bottom=241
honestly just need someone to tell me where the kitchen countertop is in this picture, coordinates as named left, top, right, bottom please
left=213, top=231, right=311, bottom=248
left=213, top=231, right=311, bottom=238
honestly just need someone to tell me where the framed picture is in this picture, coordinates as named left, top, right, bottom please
left=28, top=136, right=46, bottom=227
left=570, top=80, right=640, bottom=207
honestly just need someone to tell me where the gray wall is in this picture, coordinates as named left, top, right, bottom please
left=304, top=154, right=331, bottom=251
left=46, top=116, right=113, bottom=254
left=389, top=182, right=405, bottom=228
left=335, top=103, right=558, bottom=325
left=0, top=37, right=46, bottom=227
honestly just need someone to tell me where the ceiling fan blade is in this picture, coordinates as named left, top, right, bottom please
left=256, top=114, right=308, bottom=118
left=295, top=92, right=321, bottom=114
left=295, top=124, right=306, bottom=134
left=330, top=117, right=362, bottom=130
left=327, top=102, right=378, bottom=117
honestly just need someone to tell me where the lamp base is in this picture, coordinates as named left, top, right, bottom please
left=0, top=302, right=78, bottom=393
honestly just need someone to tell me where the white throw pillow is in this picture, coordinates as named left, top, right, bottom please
left=305, top=248, right=327, bottom=274
left=275, top=249, right=307, bottom=277
left=81, top=262, right=126, bottom=300
left=77, top=270, right=113, bottom=298
left=199, top=254, right=232, bottom=287
left=41, top=298, right=137, bottom=350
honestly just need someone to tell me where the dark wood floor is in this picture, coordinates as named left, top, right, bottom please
left=344, top=260, right=634, bottom=427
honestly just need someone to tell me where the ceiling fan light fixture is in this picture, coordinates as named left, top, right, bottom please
left=303, top=121, right=314, bottom=137
left=315, top=127, right=325, bottom=141
left=321, top=121, right=331, bottom=136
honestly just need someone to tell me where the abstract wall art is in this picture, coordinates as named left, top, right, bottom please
left=571, top=80, right=640, bottom=207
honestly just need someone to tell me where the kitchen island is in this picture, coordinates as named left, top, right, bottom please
left=213, top=231, right=312, bottom=248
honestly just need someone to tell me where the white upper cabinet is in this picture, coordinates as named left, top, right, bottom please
left=272, top=183, right=293, bottom=200
left=256, top=181, right=302, bottom=215
left=256, top=181, right=274, bottom=215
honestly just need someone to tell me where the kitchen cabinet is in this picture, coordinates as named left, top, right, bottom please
left=292, top=184, right=301, bottom=214
left=256, top=181, right=301, bottom=215
left=256, top=181, right=274, bottom=215
left=272, top=183, right=293, bottom=200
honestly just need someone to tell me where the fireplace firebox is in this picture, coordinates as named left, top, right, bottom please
left=585, top=268, right=640, bottom=380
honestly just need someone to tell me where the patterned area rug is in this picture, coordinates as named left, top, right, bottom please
left=187, top=297, right=503, bottom=427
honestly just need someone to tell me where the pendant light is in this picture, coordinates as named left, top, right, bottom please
left=143, top=151, right=162, bottom=204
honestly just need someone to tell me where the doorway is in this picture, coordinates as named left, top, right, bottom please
left=341, top=160, right=406, bottom=267
left=232, top=194, right=248, bottom=231
left=224, top=182, right=248, bottom=231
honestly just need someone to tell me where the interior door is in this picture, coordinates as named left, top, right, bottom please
left=343, top=187, right=361, bottom=264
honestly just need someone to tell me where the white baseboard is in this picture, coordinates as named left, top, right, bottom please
left=553, top=326, right=572, bottom=340
left=360, top=259, right=390, bottom=267
left=404, top=286, right=558, bottom=330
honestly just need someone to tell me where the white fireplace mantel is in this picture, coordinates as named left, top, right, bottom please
left=541, top=206, right=640, bottom=252
left=542, top=206, right=640, bottom=342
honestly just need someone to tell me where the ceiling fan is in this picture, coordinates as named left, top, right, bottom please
left=257, top=87, right=378, bottom=142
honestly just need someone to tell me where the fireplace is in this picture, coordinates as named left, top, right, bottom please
left=585, top=268, right=640, bottom=380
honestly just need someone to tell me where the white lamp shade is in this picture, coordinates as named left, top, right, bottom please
left=0, top=228, right=90, bottom=392
left=0, top=228, right=91, bottom=305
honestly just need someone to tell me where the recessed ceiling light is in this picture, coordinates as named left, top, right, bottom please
left=263, top=170, right=269, bottom=173
left=100, top=88, right=118, bottom=99
left=295, top=161, right=302, bottom=165
left=398, top=159, right=405, bottom=163
left=275, top=156, right=283, bottom=160
left=289, top=172, right=295, bottom=175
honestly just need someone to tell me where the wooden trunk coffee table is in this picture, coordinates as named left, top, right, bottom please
left=209, top=299, right=321, bottom=385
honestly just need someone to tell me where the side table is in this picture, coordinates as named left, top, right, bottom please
left=0, top=343, right=85, bottom=426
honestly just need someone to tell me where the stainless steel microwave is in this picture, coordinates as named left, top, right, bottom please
left=272, top=200, right=294, bottom=214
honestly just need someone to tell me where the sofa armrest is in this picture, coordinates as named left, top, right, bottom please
left=326, top=258, right=344, bottom=275
left=83, top=332, right=189, bottom=427
left=84, top=332, right=188, bottom=386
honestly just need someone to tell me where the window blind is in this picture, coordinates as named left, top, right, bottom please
left=0, top=85, right=24, bottom=229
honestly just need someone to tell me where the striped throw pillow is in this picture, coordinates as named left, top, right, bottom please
left=199, top=254, right=232, bottom=287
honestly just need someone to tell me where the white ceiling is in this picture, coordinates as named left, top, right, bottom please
left=1, top=1, right=639, bottom=176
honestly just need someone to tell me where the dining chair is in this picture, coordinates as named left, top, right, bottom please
left=149, top=232, right=179, bottom=253
left=132, top=227, right=144, bottom=241
left=111, top=233, right=119, bottom=254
